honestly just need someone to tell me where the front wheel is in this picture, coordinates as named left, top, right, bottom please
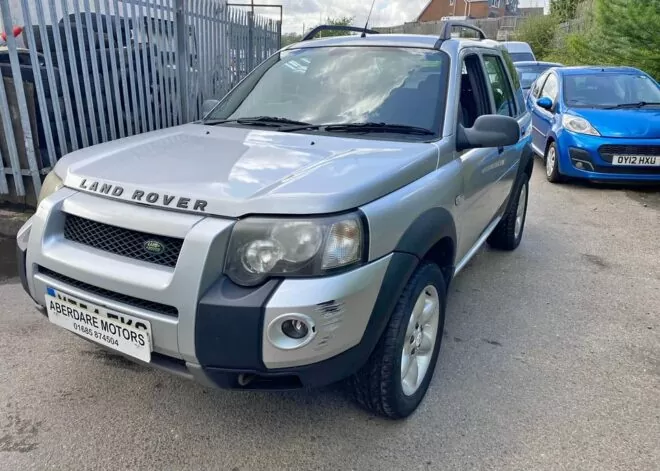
left=347, top=262, right=447, bottom=419
left=544, top=142, right=563, bottom=183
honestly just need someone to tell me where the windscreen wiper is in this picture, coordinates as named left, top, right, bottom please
left=281, top=122, right=435, bottom=135
left=204, top=116, right=312, bottom=127
left=604, top=101, right=660, bottom=109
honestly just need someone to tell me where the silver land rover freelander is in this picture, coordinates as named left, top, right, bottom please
left=16, top=22, right=534, bottom=419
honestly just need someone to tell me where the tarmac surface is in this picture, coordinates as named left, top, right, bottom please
left=1, top=160, right=658, bottom=470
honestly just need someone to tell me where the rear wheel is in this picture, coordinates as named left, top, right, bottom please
left=347, top=262, right=446, bottom=419
left=487, top=175, right=529, bottom=251
left=544, top=142, right=562, bottom=183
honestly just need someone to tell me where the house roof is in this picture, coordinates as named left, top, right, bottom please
left=416, top=0, right=489, bottom=22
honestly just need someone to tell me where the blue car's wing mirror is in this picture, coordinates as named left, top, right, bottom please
left=536, top=97, right=554, bottom=110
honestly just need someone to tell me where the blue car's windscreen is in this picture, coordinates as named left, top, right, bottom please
left=206, top=46, right=450, bottom=137
left=563, top=73, right=660, bottom=108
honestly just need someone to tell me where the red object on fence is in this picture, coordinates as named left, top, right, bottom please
left=1, top=25, right=24, bottom=42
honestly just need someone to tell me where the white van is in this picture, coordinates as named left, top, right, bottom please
left=500, top=41, right=536, bottom=62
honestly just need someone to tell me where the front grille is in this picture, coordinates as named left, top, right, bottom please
left=38, top=266, right=178, bottom=317
left=64, top=215, right=183, bottom=268
left=597, top=145, right=660, bottom=174
left=599, top=145, right=660, bottom=162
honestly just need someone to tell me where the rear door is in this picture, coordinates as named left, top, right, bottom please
left=481, top=52, right=525, bottom=214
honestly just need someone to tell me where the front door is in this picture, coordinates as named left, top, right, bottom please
left=530, top=72, right=559, bottom=153
left=454, top=52, right=503, bottom=262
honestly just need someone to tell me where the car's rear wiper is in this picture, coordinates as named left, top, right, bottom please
left=603, top=101, right=660, bottom=109
left=204, top=116, right=312, bottom=127
left=281, top=122, right=435, bottom=135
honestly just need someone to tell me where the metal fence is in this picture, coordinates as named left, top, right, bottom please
left=0, top=0, right=280, bottom=204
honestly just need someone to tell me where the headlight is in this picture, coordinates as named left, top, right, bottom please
left=562, top=115, right=600, bottom=136
left=37, top=170, right=64, bottom=206
left=224, top=213, right=366, bottom=286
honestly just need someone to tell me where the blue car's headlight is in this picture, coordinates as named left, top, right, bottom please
left=562, top=115, right=600, bottom=136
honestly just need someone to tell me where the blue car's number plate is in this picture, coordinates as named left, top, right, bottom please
left=612, top=155, right=660, bottom=166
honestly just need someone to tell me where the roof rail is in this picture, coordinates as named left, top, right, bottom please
left=438, top=21, right=486, bottom=41
left=302, top=25, right=380, bottom=41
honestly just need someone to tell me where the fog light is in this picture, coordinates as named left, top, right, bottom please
left=282, top=319, right=309, bottom=339
left=266, top=313, right=317, bottom=350
left=576, top=161, right=584, bottom=169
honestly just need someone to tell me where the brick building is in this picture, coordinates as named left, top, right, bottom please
left=417, top=0, right=519, bottom=21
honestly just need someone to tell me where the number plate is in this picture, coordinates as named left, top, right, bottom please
left=45, top=287, right=152, bottom=363
left=611, top=155, right=660, bottom=166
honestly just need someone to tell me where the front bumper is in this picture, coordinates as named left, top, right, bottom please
left=556, top=132, right=660, bottom=183
left=17, top=191, right=413, bottom=390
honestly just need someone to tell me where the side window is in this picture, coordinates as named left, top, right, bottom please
left=483, top=55, right=517, bottom=117
left=458, top=54, right=493, bottom=129
left=531, top=72, right=547, bottom=99
left=541, top=73, right=559, bottom=102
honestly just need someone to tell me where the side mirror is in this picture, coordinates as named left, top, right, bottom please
left=202, top=99, right=220, bottom=117
left=536, top=96, right=553, bottom=110
left=456, top=115, right=520, bottom=152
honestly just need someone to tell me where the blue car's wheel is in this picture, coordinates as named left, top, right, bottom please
left=544, top=142, right=563, bottom=183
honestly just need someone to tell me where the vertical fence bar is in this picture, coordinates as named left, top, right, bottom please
left=91, top=0, right=117, bottom=142
left=72, top=0, right=100, bottom=145
left=174, top=0, right=185, bottom=124
left=60, top=0, right=90, bottom=148
left=190, top=0, right=201, bottom=120
left=19, top=0, right=57, bottom=167
left=83, top=0, right=108, bottom=143
left=35, top=1, right=70, bottom=155
left=0, top=1, right=41, bottom=195
left=131, top=0, right=149, bottom=132
left=121, top=0, right=141, bottom=134
left=164, top=0, right=177, bottom=126
left=201, top=0, right=209, bottom=105
left=136, top=1, right=154, bottom=132
left=153, top=1, right=168, bottom=129
left=114, top=0, right=133, bottom=136
left=102, top=0, right=125, bottom=139
left=0, top=65, right=26, bottom=195
left=0, top=146, right=8, bottom=194
left=144, top=0, right=162, bottom=130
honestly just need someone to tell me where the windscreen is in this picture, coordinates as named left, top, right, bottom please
left=563, top=72, right=660, bottom=108
left=206, top=46, right=450, bottom=135
left=516, top=65, right=555, bottom=89
left=509, top=52, right=535, bottom=62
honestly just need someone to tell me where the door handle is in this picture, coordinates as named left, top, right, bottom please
left=498, top=146, right=504, bottom=154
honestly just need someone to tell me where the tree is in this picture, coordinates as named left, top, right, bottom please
left=281, top=32, right=302, bottom=47
left=550, top=0, right=586, bottom=23
left=315, top=16, right=355, bottom=38
left=591, top=0, right=660, bottom=80
left=513, top=13, right=560, bottom=60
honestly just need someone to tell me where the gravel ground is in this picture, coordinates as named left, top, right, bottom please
left=1, top=160, right=658, bottom=471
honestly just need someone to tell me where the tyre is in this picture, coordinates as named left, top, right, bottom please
left=544, top=141, right=562, bottom=183
left=348, top=261, right=447, bottom=419
left=487, top=174, right=530, bottom=251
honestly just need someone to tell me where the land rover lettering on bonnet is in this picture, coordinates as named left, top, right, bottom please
left=16, top=22, right=533, bottom=419
left=78, top=179, right=208, bottom=212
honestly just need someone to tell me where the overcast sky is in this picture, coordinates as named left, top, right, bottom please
left=251, top=0, right=548, bottom=34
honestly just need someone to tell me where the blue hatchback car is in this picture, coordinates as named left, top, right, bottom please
left=527, top=66, right=660, bottom=183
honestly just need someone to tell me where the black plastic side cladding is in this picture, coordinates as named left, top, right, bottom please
left=195, top=276, right=280, bottom=369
